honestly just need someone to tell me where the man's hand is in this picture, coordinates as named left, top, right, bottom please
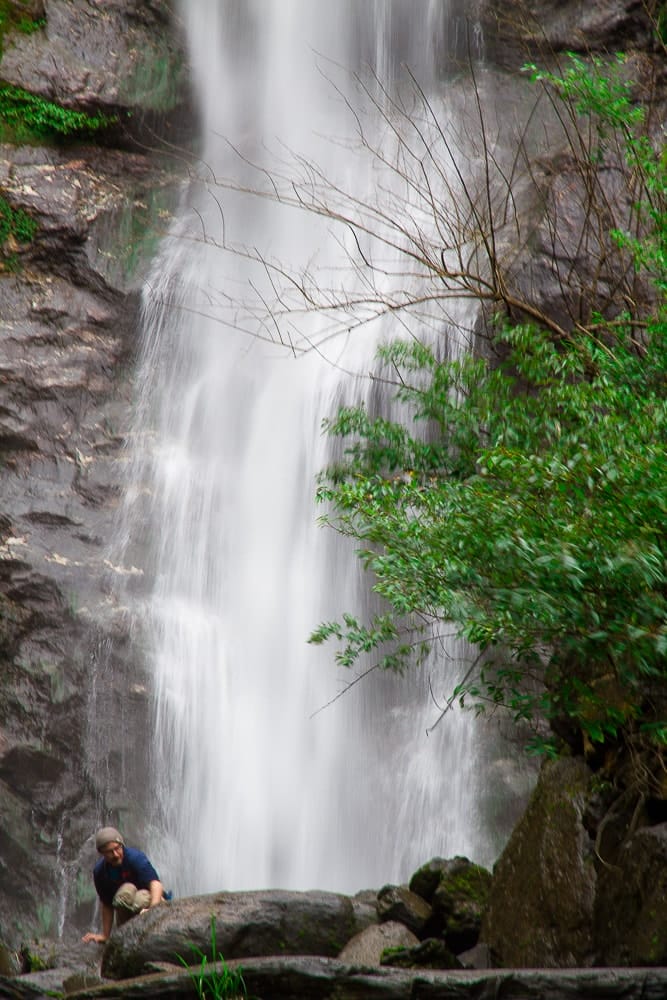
left=82, top=932, right=107, bottom=944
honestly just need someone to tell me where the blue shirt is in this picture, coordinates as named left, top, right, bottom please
left=92, top=846, right=160, bottom=907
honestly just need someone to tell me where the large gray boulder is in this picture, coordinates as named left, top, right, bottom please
left=100, top=890, right=378, bottom=980
left=338, top=921, right=418, bottom=966
left=482, top=755, right=667, bottom=969
left=595, top=823, right=667, bottom=966
left=481, top=757, right=597, bottom=967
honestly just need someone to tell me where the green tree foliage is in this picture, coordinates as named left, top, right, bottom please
left=310, top=55, right=667, bottom=759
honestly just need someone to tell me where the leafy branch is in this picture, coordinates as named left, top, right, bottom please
left=307, top=53, right=666, bottom=764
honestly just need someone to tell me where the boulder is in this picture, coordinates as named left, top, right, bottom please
left=338, top=921, right=417, bottom=966
left=481, top=757, right=597, bottom=967
left=457, top=942, right=492, bottom=969
left=100, top=889, right=378, bottom=979
left=595, top=823, right=667, bottom=966
left=376, top=884, right=432, bottom=936
left=430, top=858, right=492, bottom=954
left=408, top=857, right=450, bottom=903
left=380, top=937, right=461, bottom=971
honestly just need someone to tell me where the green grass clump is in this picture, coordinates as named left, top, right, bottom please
left=177, top=916, right=247, bottom=1000
left=0, top=83, right=117, bottom=143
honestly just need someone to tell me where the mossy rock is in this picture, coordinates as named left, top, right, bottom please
left=20, top=939, right=57, bottom=972
left=481, top=757, right=597, bottom=968
left=409, top=857, right=453, bottom=903
left=381, top=937, right=462, bottom=970
left=430, top=859, right=492, bottom=954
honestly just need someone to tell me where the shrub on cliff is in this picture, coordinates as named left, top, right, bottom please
left=308, top=52, right=666, bottom=766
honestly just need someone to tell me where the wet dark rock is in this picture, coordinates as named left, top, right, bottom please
left=480, top=757, right=667, bottom=969
left=8, top=938, right=102, bottom=999
left=0, top=144, right=179, bottom=292
left=0, top=977, right=52, bottom=1000
left=62, top=971, right=105, bottom=994
left=376, top=884, right=432, bottom=936
left=0, top=745, right=66, bottom=798
left=408, top=857, right=450, bottom=903
left=429, top=858, right=492, bottom=954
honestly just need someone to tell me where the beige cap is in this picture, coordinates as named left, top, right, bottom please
left=95, top=826, right=124, bottom=851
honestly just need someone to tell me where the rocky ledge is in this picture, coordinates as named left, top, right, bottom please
left=8, top=960, right=667, bottom=1000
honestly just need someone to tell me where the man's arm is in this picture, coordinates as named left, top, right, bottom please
left=82, top=902, right=114, bottom=944
left=147, top=879, right=164, bottom=907
left=125, top=848, right=163, bottom=907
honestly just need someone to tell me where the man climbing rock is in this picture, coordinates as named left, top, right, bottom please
left=82, top=826, right=166, bottom=944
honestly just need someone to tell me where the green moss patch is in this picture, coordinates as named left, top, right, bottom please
left=0, top=1, right=45, bottom=58
left=0, top=193, right=36, bottom=270
left=0, top=193, right=35, bottom=243
left=0, top=83, right=117, bottom=144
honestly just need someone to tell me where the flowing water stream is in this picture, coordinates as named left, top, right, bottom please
left=114, top=0, right=510, bottom=898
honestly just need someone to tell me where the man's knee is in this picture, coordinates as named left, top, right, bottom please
left=113, top=883, right=139, bottom=911
left=113, top=883, right=150, bottom=914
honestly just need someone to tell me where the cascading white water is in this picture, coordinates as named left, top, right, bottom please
left=117, top=0, right=502, bottom=897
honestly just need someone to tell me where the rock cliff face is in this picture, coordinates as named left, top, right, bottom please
left=0, top=0, right=662, bottom=955
left=0, top=0, right=190, bottom=945
left=482, top=0, right=659, bottom=63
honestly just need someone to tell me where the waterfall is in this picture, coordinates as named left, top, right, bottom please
left=115, top=0, right=505, bottom=898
